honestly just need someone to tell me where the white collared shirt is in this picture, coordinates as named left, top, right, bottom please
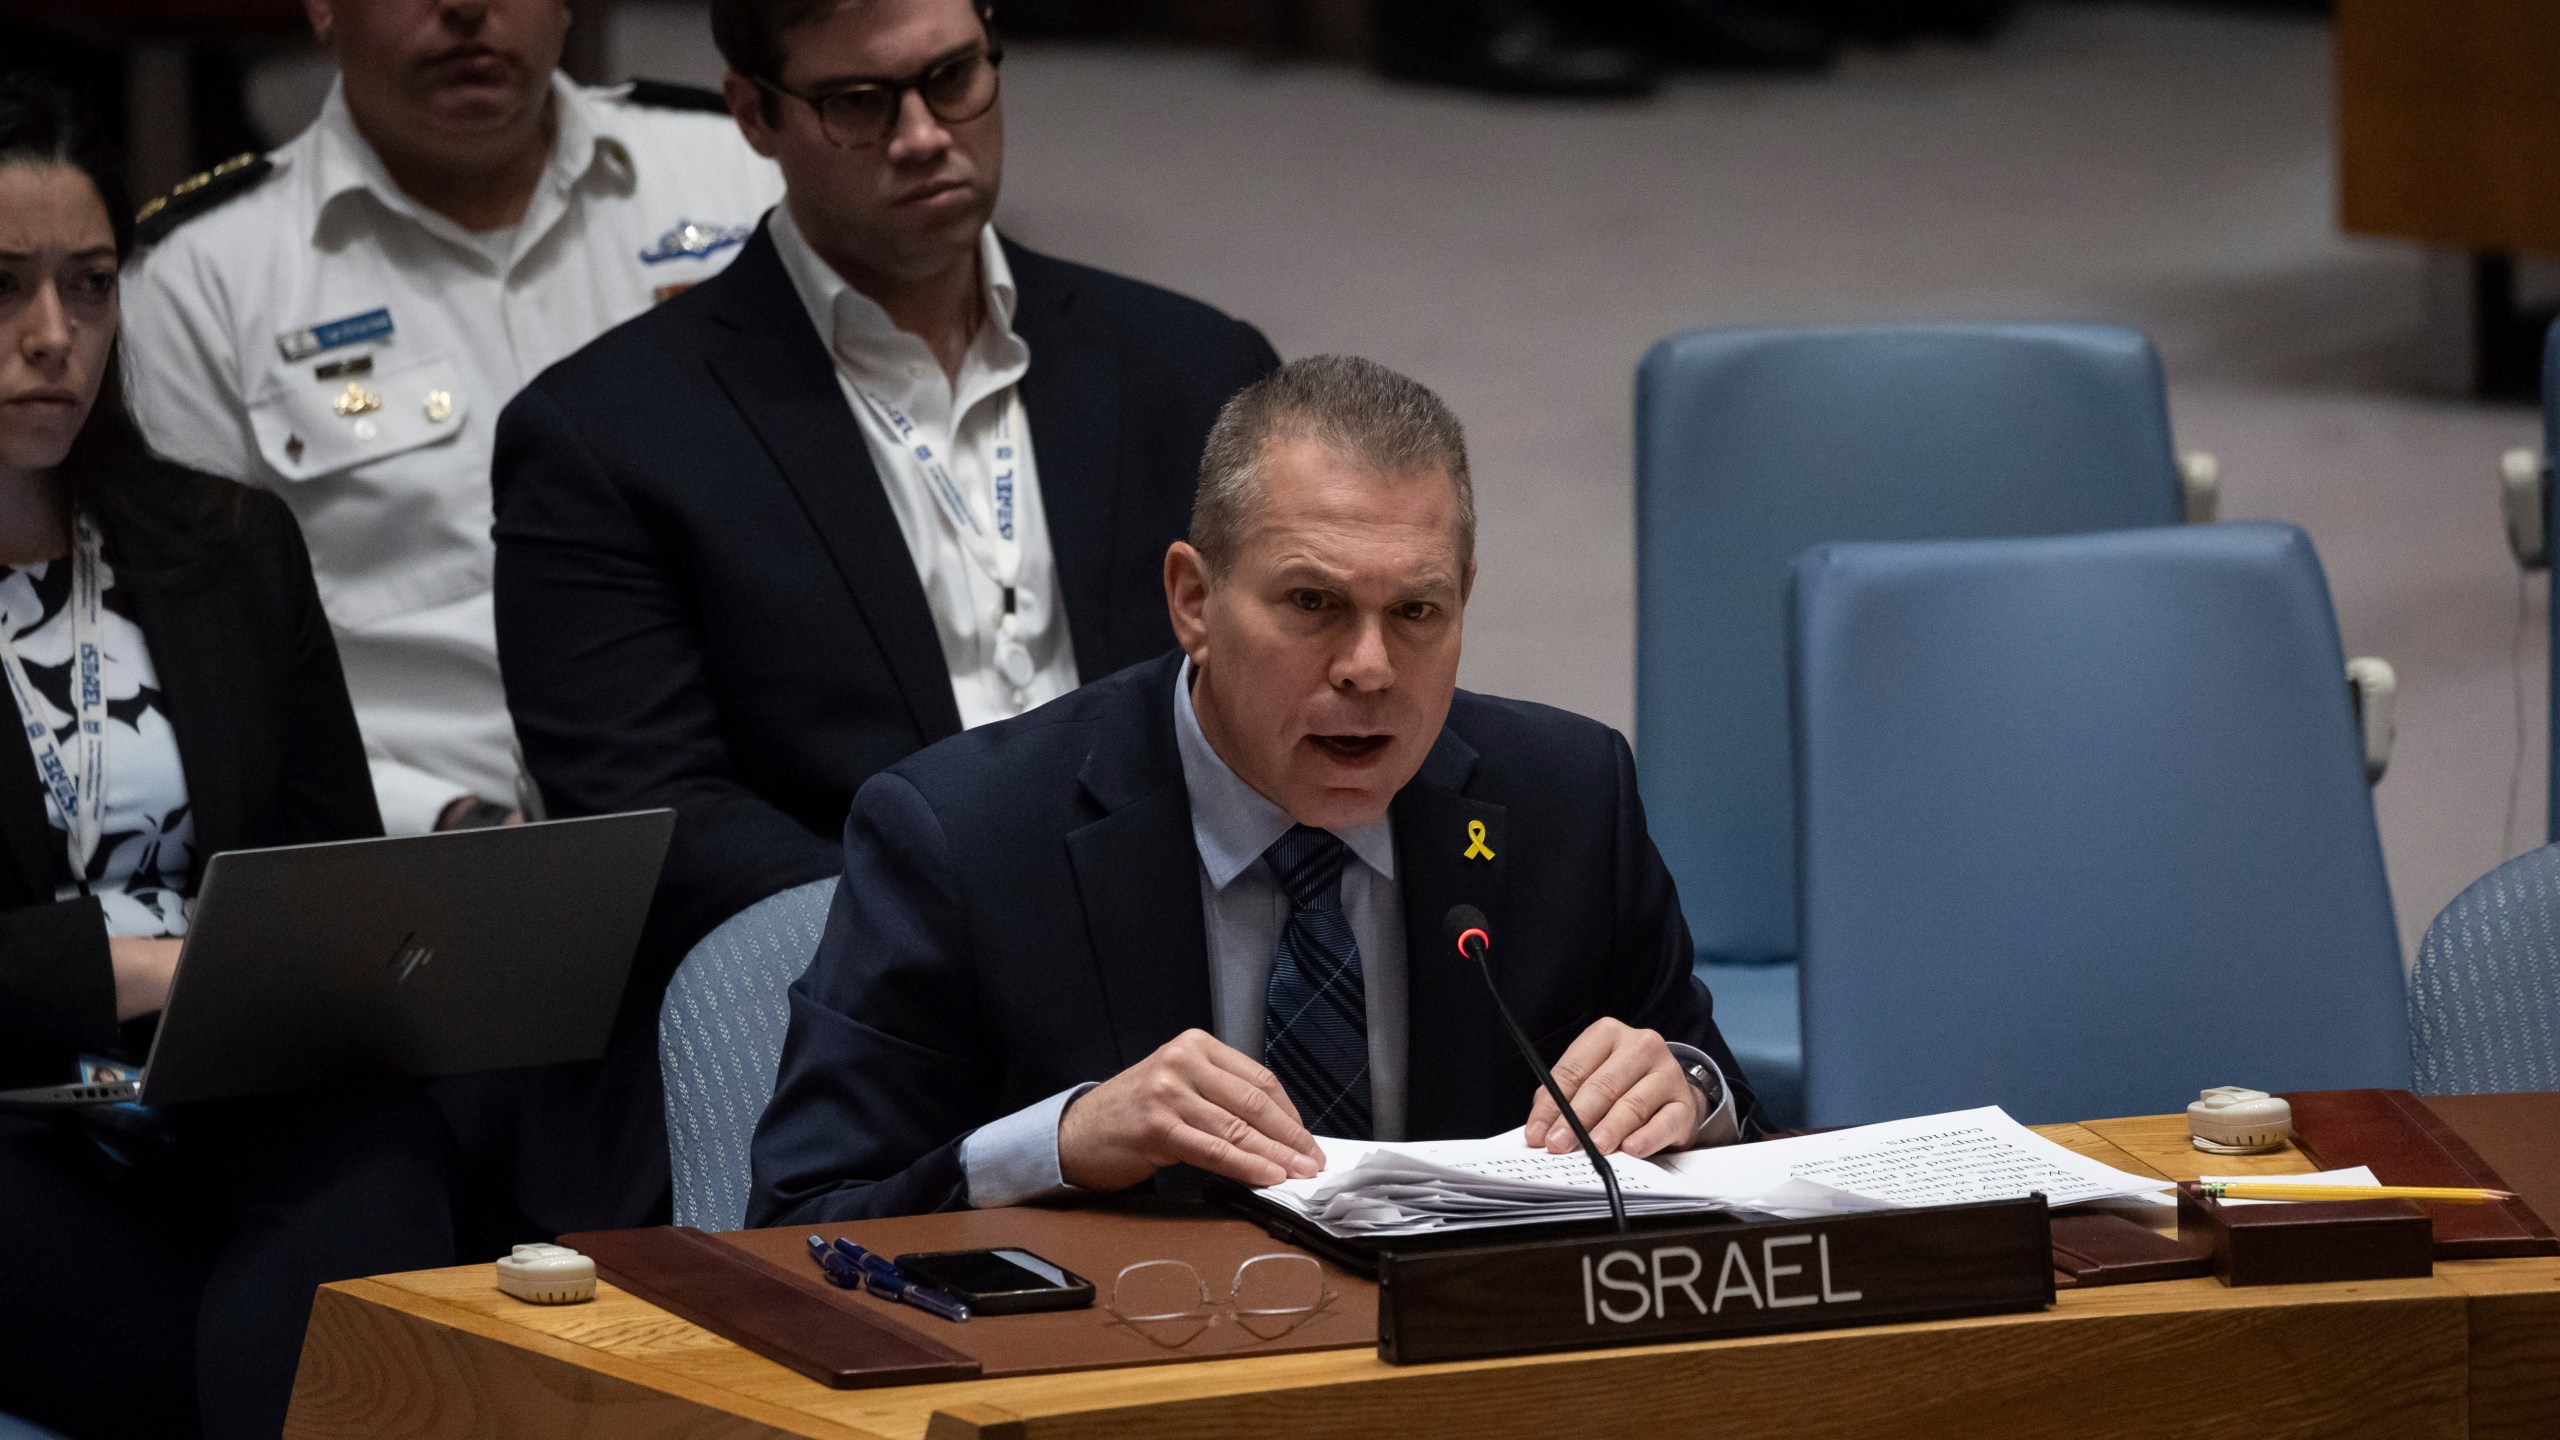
left=766, top=204, right=1078, bottom=730
left=121, top=73, right=782, bottom=831
left=1174, top=658, right=1411, bottom=1143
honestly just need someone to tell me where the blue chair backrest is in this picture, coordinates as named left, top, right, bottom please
left=0, top=1413, right=72, bottom=1440
left=1789, top=522, right=2408, bottom=1126
left=2543, top=321, right=2560, bottom=841
left=1637, top=323, right=2185, bottom=965
left=2411, top=843, right=2560, bottom=1095
left=661, top=877, right=838, bottom=1232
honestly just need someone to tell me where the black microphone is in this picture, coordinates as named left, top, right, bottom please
left=1444, top=905, right=1628, bottom=1235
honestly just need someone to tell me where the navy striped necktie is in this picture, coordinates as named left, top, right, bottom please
left=1261, top=824, right=1374, bottom=1140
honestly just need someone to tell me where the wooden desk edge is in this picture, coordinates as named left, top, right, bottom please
left=287, top=1275, right=896, bottom=1440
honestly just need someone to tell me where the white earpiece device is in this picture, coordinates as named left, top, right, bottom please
left=495, top=1243, right=598, bottom=1304
left=2187, top=1086, right=2292, bottom=1154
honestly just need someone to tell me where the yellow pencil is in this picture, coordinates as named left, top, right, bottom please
left=2198, top=1181, right=2515, bottom=1204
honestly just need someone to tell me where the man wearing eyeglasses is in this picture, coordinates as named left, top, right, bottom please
left=488, top=0, right=1280, bottom=1226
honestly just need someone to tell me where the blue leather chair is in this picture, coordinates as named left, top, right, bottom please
left=1787, top=523, right=2409, bottom=1126
left=0, top=1413, right=71, bottom=1440
left=2540, top=323, right=2560, bottom=840
left=2410, top=843, right=2560, bottom=1095
left=1636, top=323, right=2191, bottom=1124
left=660, top=877, right=838, bottom=1231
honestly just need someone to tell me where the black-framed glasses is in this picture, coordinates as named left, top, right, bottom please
left=758, top=46, right=1004, bottom=150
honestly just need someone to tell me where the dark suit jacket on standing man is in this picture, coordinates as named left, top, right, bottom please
left=749, top=652, right=1762, bottom=1225
left=488, top=220, right=1281, bottom=1228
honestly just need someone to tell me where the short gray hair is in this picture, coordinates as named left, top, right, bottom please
left=1189, top=355, right=1475, bottom=578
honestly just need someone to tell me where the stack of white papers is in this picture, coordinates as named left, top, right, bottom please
left=1258, top=1106, right=2173, bottom=1239
left=1261, top=1135, right=1728, bottom=1237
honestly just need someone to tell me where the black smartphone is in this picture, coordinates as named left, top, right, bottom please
left=892, top=1248, right=1095, bottom=1315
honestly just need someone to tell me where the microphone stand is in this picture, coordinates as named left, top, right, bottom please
left=1452, top=916, right=1629, bottom=1235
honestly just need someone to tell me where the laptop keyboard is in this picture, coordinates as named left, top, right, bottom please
left=0, top=1079, right=142, bottom=1107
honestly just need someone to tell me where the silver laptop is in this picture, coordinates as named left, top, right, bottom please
left=0, top=809, right=674, bottom=1109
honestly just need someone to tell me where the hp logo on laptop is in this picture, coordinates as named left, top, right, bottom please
left=387, top=932, right=434, bottom=985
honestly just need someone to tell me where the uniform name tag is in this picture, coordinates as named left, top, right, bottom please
left=277, top=307, right=394, bottom=362
left=639, top=219, right=751, bottom=265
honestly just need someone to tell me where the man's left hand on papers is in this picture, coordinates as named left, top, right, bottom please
left=1522, top=1018, right=1694, bottom=1160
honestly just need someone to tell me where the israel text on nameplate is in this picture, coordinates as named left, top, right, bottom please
left=1374, top=1197, right=2055, bottom=1365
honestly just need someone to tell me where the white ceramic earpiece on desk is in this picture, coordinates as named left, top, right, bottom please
left=2188, top=1086, right=2292, bottom=1154
left=496, top=1243, right=597, bottom=1304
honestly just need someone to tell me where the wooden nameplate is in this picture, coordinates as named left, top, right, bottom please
left=2173, top=1184, right=2434, bottom=1287
left=1373, top=1196, right=2054, bottom=1365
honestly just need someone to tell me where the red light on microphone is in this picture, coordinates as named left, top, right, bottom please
left=1444, top=904, right=1492, bottom=961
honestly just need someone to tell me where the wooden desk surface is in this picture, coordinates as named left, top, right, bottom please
left=2338, top=0, right=2560, bottom=254
left=286, top=1117, right=2560, bottom=1440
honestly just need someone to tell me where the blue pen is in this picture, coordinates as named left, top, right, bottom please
left=806, top=1234, right=864, bottom=1289
left=820, top=1236, right=971, bottom=1322
left=864, top=1264, right=971, bottom=1323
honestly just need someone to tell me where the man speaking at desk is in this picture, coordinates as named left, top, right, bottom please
left=750, top=356, right=1759, bottom=1223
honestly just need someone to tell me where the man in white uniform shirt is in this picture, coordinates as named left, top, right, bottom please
left=489, top=0, right=1277, bottom=1227
left=118, top=0, right=782, bottom=836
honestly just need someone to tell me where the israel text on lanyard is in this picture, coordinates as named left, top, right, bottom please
left=0, top=513, right=110, bottom=884
left=857, top=386, right=1038, bottom=691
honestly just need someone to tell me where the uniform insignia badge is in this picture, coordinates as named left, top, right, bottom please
left=134, top=153, right=273, bottom=248
left=423, top=389, right=455, bottom=423
left=638, top=219, right=751, bottom=265
left=279, top=308, right=395, bottom=363
left=1463, top=820, right=1496, bottom=861
left=332, top=382, right=383, bottom=417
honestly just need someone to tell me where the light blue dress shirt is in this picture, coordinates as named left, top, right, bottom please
left=958, top=659, right=1736, bottom=1207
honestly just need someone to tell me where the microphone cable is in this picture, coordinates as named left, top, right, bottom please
left=1445, top=904, right=1629, bottom=1235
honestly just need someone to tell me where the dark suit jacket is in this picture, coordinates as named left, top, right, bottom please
left=493, top=223, right=1281, bottom=983
left=0, top=481, right=381, bottom=1089
left=486, top=222, right=1277, bottom=1229
left=748, top=652, right=1761, bottom=1225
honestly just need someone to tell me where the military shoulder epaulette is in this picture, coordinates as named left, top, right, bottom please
left=619, top=79, right=730, bottom=114
left=134, top=153, right=273, bottom=248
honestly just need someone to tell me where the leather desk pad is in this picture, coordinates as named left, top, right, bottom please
left=565, top=1225, right=976, bottom=1388
left=2048, top=1211, right=2211, bottom=1287
left=2285, top=1088, right=2560, bottom=1258
left=717, top=1196, right=1379, bottom=1378
left=2418, top=1091, right=2560, bottom=1248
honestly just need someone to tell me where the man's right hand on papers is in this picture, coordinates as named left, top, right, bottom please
left=1057, top=1028, right=1327, bottom=1192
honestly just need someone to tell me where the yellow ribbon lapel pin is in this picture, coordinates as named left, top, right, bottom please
left=1463, top=819, right=1496, bottom=861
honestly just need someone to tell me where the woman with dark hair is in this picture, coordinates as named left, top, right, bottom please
left=0, top=74, right=453, bottom=1440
